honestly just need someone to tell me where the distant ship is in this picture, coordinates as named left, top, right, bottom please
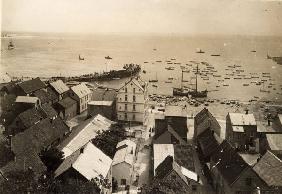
left=211, top=54, right=220, bottom=56
left=105, top=56, right=112, bottom=59
left=251, top=50, right=257, bottom=53
left=8, top=41, right=15, bottom=50
left=149, top=72, right=158, bottom=83
left=196, top=49, right=205, bottom=54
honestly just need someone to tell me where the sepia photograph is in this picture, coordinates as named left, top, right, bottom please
left=1, top=0, right=282, bottom=193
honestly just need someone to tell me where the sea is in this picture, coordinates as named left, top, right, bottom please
left=1, top=32, right=282, bottom=102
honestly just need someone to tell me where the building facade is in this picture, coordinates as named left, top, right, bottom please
left=116, top=77, right=147, bottom=123
left=69, top=83, right=92, bottom=114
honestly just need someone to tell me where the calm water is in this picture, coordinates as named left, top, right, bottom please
left=1, top=33, right=282, bottom=101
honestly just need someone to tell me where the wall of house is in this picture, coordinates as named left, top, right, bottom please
left=64, top=103, right=77, bottom=120
left=117, top=111, right=144, bottom=123
left=101, top=166, right=112, bottom=194
left=70, top=92, right=91, bottom=114
left=88, top=104, right=114, bottom=120
left=112, top=162, right=132, bottom=188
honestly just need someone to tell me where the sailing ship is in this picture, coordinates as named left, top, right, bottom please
left=173, top=64, right=208, bottom=98
left=149, top=72, right=158, bottom=83
left=105, top=56, right=112, bottom=59
left=8, top=41, right=15, bottom=50
left=196, top=49, right=205, bottom=53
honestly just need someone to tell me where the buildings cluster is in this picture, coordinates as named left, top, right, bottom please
left=0, top=76, right=282, bottom=194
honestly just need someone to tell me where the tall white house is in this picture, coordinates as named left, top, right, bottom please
left=69, top=83, right=92, bottom=114
left=116, top=77, right=147, bottom=123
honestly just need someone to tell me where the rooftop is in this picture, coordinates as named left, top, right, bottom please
left=18, top=77, right=46, bottom=94
left=253, top=151, right=282, bottom=187
left=57, top=97, right=77, bottom=109
left=58, top=114, right=114, bottom=157
left=229, top=113, right=256, bottom=126
left=15, top=96, right=39, bottom=104
left=153, top=144, right=174, bottom=175
left=266, top=134, right=282, bottom=150
left=88, top=101, right=113, bottom=106
left=112, top=139, right=136, bottom=166
left=55, top=142, right=112, bottom=180
left=50, top=80, right=69, bottom=94
left=92, top=88, right=117, bottom=101
left=165, top=105, right=187, bottom=117
left=197, top=129, right=220, bottom=160
left=71, top=83, right=91, bottom=98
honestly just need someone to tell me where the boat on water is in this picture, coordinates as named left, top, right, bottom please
left=243, top=83, right=249, bottom=86
left=105, top=56, right=112, bottom=59
left=196, top=49, right=205, bottom=54
left=79, top=55, right=84, bottom=60
left=144, top=61, right=149, bottom=63
left=152, top=84, right=158, bottom=87
left=251, top=50, right=256, bottom=53
left=156, top=60, right=162, bottom=62
left=223, top=84, right=229, bottom=86
left=165, top=81, right=172, bottom=83
left=211, top=54, right=220, bottom=56
left=168, top=76, right=173, bottom=80
left=149, top=72, right=158, bottom=83
left=165, top=67, right=175, bottom=70
left=8, top=40, right=15, bottom=50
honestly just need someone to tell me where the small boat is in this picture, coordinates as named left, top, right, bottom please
left=171, top=58, right=176, bottom=60
left=8, top=40, right=15, bottom=50
left=79, top=55, right=84, bottom=60
left=143, top=70, right=147, bottom=74
left=105, top=56, right=112, bottom=59
left=165, top=81, right=172, bottom=83
left=156, top=60, right=162, bottom=62
left=168, top=77, right=173, bottom=80
left=153, top=48, right=157, bottom=51
left=149, top=72, right=158, bottom=83
left=144, top=61, right=149, bottom=63
left=211, top=54, right=220, bottom=56
left=223, top=84, right=229, bottom=86
left=196, top=49, right=205, bottom=54
left=152, top=84, right=158, bottom=87
left=251, top=50, right=257, bottom=53
left=243, top=84, right=249, bottom=86
left=165, top=67, right=175, bottom=70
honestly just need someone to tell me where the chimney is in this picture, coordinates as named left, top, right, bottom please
left=80, top=147, right=84, bottom=154
left=267, top=119, right=271, bottom=126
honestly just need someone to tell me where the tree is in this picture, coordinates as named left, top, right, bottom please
left=39, top=148, right=64, bottom=172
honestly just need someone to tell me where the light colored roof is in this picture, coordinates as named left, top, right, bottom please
left=165, top=105, right=187, bottom=117
left=181, top=166, right=198, bottom=182
left=253, top=151, right=282, bottom=187
left=59, top=114, right=114, bottom=157
left=239, top=153, right=260, bottom=166
left=88, top=101, right=113, bottom=106
left=278, top=114, right=282, bottom=124
left=232, top=126, right=244, bottom=132
left=55, top=142, right=112, bottom=180
left=118, top=77, right=145, bottom=92
left=112, top=139, right=136, bottom=166
left=229, top=113, right=256, bottom=126
left=15, top=96, right=39, bottom=103
left=266, top=134, right=282, bottom=150
left=50, top=80, right=69, bottom=94
left=71, top=83, right=91, bottom=98
left=153, top=144, right=174, bottom=175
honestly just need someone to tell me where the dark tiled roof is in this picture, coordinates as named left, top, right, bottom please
left=18, top=77, right=46, bottom=94
left=57, top=97, right=77, bottom=109
left=46, top=87, right=58, bottom=101
left=197, top=129, right=220, bottom=159
left=17, top=108, right=44, bottom=128
left=92, top=88, right=117, bottom=101
left=167, top=117, right=188, bottom=139
left=253, top=151, right=282, bottom=187
left=154, top=119, right=168, bottom=140
left=211, top=140, right=249, bottom=186
left=33, top=89, right=57, bottom=104
left=174, top=144, right=195, bottom=171
left=40, top=104, right=58, bottom=118
left=195, top=108, right=221, bottom=136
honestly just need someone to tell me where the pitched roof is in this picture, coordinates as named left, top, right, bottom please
left=112, top=139, right=136, bottom=166
left=71, top=83, right=91, bottom=98
left=229, top=113, right=256, bottom=126
left=33, top=89, right=57, bottom=104
left=17, top=108, right=44, bottom=129
left=55, top=142, right=112, bottom=180
left=15, top=96, right=39, bottom=104
left=88, top=101, right=113, bottom=106
left=153, top=144, right=174, bottom=175
left=58, top=114, right=114, bottom=157
left=197, top=129, right=220, bottom=159
left=50, top=80, right=69, bottom=94
left=266, top=134, right=282, bottom=150
left=211, top=140, right=249, bottom=186
left=194, top=108, right=221, bottom=136
left=57, top=97, right=77, bottom=109
left=92, top=88, right=117, bottom=101
left=253, top=151, right=282, bottom=187
left=18, top=77, right=46, bottom=94
left=118, top=77, right=145, bottom=92
left=40, top=104, right=58, bottom=118
left=167, top=117, right=188, bottom=139
left=174, top=144, right=195, bottom=172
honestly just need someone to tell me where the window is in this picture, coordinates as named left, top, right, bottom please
left=133, top=95, right=136, bottom=102
left=121, top=179, right=126, bottom=185
left=133, top=114, right=136, bottom=120
left=125, top=95, right=128, bottom=101
left=192, top=185, right=197, bottom=191
left=125, top=87, right=127, bottom=93
left=245, top=178, right=252, bottom=186
left=133, top=104, right=136, bottom=111
left=125, top=104, right=128, bottom=110
left=133, top=88, right=136, bottom=93
left=124, top=113, right=127, bottom=120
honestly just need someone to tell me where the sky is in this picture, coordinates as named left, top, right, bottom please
left=1, top=0, right=282, bottom=35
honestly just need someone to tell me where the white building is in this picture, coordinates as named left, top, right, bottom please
left=112, top=139, right=137, bottom=189
left=116, top=77, right=148, bottom=123
left=69, top=83, right=92, bottom=114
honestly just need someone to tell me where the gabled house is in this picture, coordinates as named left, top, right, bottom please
left=15, top=96, right=41, bottom=109
left=17, top=77, right=46, bottom=96
left=69, top=83, right=92, bottom=114
left=1, top=117, right=69, bottom=178
left=116, top=77, right=148, bottom=123
left=226, top=112, right=258, bottom=152
left=194, top=108, right=221, bottom=139
left=58, top=114, right=115, bottom=158
left=210, top=140, right=270, bottom=194
left=112, top=139, right=136, bottom=189
left=49, top=80, right=70, bottom=100
left=55, top=142, right=113, bottom=194
left=53, top=97, right=77, bottom=121
left=88, top=101, right=115, bottom=120
left=33, top=88, right=58, bottom=105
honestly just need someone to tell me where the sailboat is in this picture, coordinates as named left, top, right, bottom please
left=8, top=40, right=15, bottom=50
left=173, top=70, right=189, bottom=96
left=196, top=48, right=205, bottom=53
left=149, top=72, right=158, bottom=83
left=187, top=64, right=208, bottom=98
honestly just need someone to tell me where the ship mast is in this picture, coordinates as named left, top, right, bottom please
left=195, top=64, right=198, bottom=92
left=181, top=70, right=183, bottom=90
